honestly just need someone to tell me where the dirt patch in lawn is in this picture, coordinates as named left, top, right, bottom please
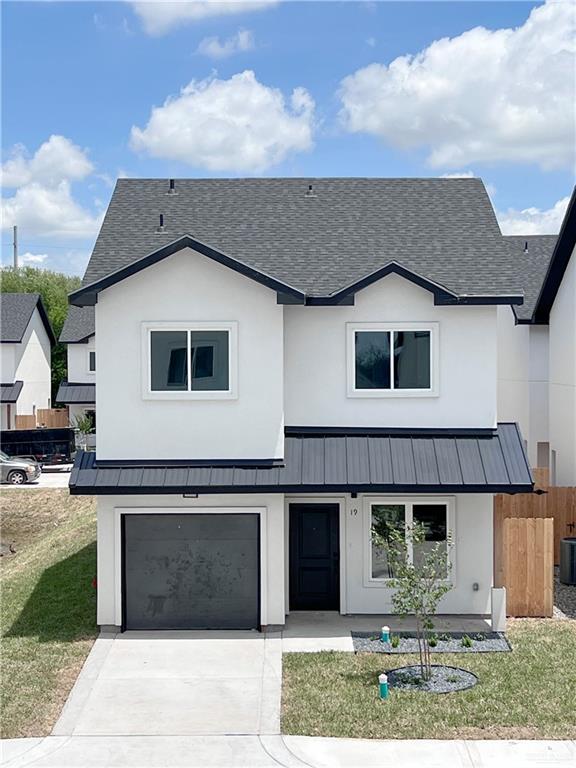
left=1, top=489, right=97, bottom=738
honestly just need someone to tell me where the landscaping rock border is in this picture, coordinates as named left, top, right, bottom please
left=387, top=664, right=478, bottom=694
left=352, top=630, right=511, bottom=654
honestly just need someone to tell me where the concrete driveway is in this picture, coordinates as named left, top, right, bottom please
left=53, top=630, right=282, bottom=737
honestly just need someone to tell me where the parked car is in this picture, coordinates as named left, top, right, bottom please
left=0, top=450, right=41, bottom=484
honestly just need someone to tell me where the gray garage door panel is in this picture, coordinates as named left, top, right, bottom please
left=123, top=514, right=259, bottom=630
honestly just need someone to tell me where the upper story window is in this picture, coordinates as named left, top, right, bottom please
left=142, top=322, right=237, bottom=400
left=88, top=351, right=96, bottom=373
left=347, top=322, right=438, bottom=397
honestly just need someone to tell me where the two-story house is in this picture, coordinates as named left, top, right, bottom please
left=496, top=186, right=576, bottom=486
left=57, top=305, right=96, bottom=439
left=1, top=293, right=54, bottom=430
left=69, top=178, right=533, bottom=632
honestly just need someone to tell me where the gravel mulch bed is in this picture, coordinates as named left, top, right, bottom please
left=352, top=630, right=511, bottom=653
left=553, top=567, right=576, bottom=619
left=387, top=664, right=478, bottom=694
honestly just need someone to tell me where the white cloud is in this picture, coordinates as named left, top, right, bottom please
left=130, top=70, right=315, bottom=172
left=130, top=1, right=277, bottom=36
left=1, top=135, right=93, bottom=188
left=196, top=28, right=254, bottom=59
left=2, top=181, right=104, bottom=239
left=1, top=136, right=103, bottom=240
left=497, top=196, right=569, bottom=235
left=339, top=1, right=575, bottom=170
left=440, top=171, right=475, bottom=179
left=20, top=252, right=49, bottom=265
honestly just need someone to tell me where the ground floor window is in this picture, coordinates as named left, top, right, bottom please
left=367, top=498, right=451, bottom=581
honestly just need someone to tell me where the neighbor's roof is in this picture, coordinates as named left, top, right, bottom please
left=533, top=187, right=576, bottom=324
left=69, top=424, right=533, bottom=496
left=0, top=381, right=23, bottom=403
left=59, top=305, right=95, bottom=343
left=56, top=381, right=96, bottom=404
left=71, top=178, right=524, bottom=307
left=503, top=235, right=558, bottom=322
left=0, top=293, right=56, bottom=345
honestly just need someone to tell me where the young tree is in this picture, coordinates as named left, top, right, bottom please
left=372, top=521, right=453, bottom=681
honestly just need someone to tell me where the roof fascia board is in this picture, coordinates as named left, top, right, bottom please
left=532, top=186, right=576, bottom=324
left=70, top=482, right=534, bottom=496
left=36, top=296, right=57, bottom=346
left=69, top=235, right=306, bottom=306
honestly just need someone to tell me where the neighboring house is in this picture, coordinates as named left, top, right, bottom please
left=532, top=189, right=576, bottom=486
left=69, top=178, right=533, bottom=632
left=57, top=305, right=96, bottom=435
left=497, top=236, right=557, bottom=469
left=0, top=293, right=55, bottom=430
left=497, top=187, right=576, bottom=486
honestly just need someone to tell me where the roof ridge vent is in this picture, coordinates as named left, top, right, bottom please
left=156, top=214, right=165, bottom=233
left=167, top=178, right=177, bottom=195
left=305, top=183, right=317, bottom=198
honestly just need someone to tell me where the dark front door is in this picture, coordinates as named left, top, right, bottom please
left=289, top=504, right=340, bottom=610
left=123, top=513, right=260, bottom=630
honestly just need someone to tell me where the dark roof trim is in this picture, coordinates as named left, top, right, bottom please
left=69, top=235, right=306, bottom=306
left=95, top=457, right=284, bottom=469
left=322, top=262, right=523, bottom=307
left=65, top=334, right=95, bottom=344
left=285, top=425, right=498, bottom=437
left=0, top=381, right=23, bottom=403
left=70, top=482, right=533, bottom=497
left=532, top=186, right=576, bottom=324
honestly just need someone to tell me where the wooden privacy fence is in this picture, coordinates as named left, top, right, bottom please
left=498, top=518, right=554, bottom=617
left=14, top=408, right=69, bottom=431
left=495, top=481, right=576, bottom=565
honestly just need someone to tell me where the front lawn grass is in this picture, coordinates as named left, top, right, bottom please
left=282, top=620, right=576, bottom=739
left=1, top=489, right=97, bottom=738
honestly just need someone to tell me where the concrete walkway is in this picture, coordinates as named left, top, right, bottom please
left=51, top=630, right=282, bottom=737
left=2, top=735, right=574, bottom=767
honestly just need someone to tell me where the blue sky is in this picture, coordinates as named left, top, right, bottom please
left=1, top=1, right=574, bottom=275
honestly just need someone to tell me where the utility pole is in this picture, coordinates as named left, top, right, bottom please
left=13, top=225, right=18, bottom=269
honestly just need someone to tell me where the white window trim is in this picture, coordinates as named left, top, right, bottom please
left=362, top=496, right=455, bottom=588
left=346, top=321, right=439, bottom=398
left=141, top=321, right=238, bottom=400
left=87, top=349, right=96, bottom=374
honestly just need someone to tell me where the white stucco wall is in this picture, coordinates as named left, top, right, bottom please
left=497, top=307, right=549, bottom=467
left=285, top=274, right=498, bottom=428
left=340, top=493, right=493, bottom=615
left=96, top=493, right=286, bottom=627
left=67, top=337, right=95, bottom=382
left=95, top=247, right=284, bottom=461
left=549, top=247, right=576, bottom=485
left=0, top=344, right=17, bottom=383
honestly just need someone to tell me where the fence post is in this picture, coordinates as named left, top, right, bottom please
left=491, top=587, right=507, bottom=631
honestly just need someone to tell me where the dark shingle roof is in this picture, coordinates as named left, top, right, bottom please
left=69, top=424, right=533, bottom=495
left=59, top=306, right=95, bottom=343
left=0, top=381, right=23, bottom=403
left=503, top=236, right=558, bottom=321
left=78, top=178, right=522, bottom=301
left=0, top=293, right=55, bottom=345
left=56, top=382, right=96, bottom=404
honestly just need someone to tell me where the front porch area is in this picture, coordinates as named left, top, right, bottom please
left=281, top=611, right=491, bottom=652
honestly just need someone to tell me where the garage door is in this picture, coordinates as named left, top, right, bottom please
left=123, top=513, right=260, bottom=630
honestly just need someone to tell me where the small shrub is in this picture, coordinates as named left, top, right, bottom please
left=428, top=634, right=438, bottom=647
left=461, top=635, right=473, bottom=648
left=439, top=633, right=451, bottom=642
left=390, top=635, right=400, bottom=648
left=472, top=633, right=486, bottom=642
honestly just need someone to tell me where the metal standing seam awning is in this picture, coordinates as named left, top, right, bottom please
left=69, top=423, right=534, bottom=495
left=56, top=382, right=96, bottom=405
left=0, top=381, right=23, bottom=403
